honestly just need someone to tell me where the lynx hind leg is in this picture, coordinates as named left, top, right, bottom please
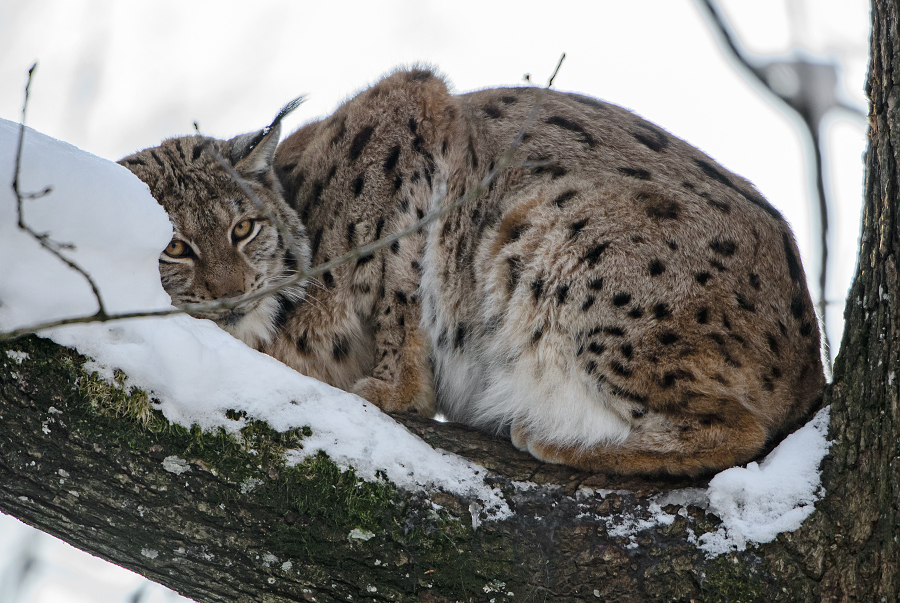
left=511, top=411, right=768, bottom=477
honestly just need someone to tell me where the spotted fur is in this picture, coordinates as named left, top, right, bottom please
left=120, top=67, right=825, bottom=476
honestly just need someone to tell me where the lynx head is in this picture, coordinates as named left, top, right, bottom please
left=119, top=98, right=310, bottom=349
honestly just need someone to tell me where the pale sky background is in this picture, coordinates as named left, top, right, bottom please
left=0, top=0, right=869, bottom=601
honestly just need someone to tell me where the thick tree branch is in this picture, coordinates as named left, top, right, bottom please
left=0, top=335, right=822, bottom=603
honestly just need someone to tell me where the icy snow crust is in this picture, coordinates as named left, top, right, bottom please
left=0, top=118, right=830, bottom=547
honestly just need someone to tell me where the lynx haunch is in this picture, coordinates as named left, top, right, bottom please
left=120, top=68, right=824, bottom=476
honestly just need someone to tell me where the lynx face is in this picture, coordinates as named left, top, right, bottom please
left=119, top=123, right=311, bottom=349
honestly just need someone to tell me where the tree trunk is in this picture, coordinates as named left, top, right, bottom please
left=1, top=3, right=898, bottom=602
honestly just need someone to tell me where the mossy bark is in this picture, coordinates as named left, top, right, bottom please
left=0, top=335, right=750, bottom=603
left=1, top=3, right=899, bottom=602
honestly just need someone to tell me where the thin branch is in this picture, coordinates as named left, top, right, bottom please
left=2, top=61, right=566, bottom=342
left=547, top=53, right=566, bottom=88
left=10, top=63, right=110, bottom=323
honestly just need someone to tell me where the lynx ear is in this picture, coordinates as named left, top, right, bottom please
left=229, top=95, right=305, bottom=179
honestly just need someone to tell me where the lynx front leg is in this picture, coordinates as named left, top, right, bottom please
left=351, top=247, right=435, bottom=416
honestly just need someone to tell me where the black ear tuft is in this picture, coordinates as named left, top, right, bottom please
left=267, top=95, right=306, bottom=132
left=228, top=96, right=306, bottom=176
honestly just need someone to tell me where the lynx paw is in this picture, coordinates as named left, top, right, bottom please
left=510, top=422, right=565, bottom=465
left=350, top=376, right=435, bottom=415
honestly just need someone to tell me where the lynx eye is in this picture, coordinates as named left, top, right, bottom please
left=164, top=239, right=192, bottom=259
left=232, top=219, right=256, bottom=243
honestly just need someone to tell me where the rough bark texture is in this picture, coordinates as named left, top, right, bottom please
left=1, top=3, right=899, bottom=602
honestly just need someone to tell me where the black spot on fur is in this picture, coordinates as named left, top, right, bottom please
left=633, top=122, right=669, bottom=152
left=611, top=360, right=632, bottom=378
left=582, top=295, right=596, bottom=311
left=800, top=321, right=814, bottom=337
left=310, top=229, right=323, bottom=259
left=390, top=240, right=400, bottom=254
left=628, top=307, right=644, bottom=319
left=618, top=167, right=651, bottom=180
left=694, top=158, right=733, bottom=188
left=311, top=181, right=325, bottom=205
left=546, top=116, right=596, bottom=147
left=349, top=126, right=375, bottom=161
left=588, top=277, right=604, bottom=291
left=620, top=343, right=633, bottom=359
left=191, top=145, right=203, bottom=161
left=782, top=232, right=802, bottom=282
left=667, top=240, right=679, bottom=251
left=375, top=217, right=385, bottom=240
left=531, top=328, right=544, bottom=344
left=508, top=257, right=522, bottom=292
left=604, top=326, right=625, bottom=337
left=416, top=208, right=425, bottom=220
left=484, top=105, right=502, bottom=119
left=322, top=271, right=335, bottom=287
left=352, top=175, right=364, bottom=196
left=393, top=174, right=403, bottom=191
left=585, top=360, right=597, bottom=374
left=332, top=336, right=350, bottom=361
left=583, top=243, right=609, bottom=267
left=553, top=189, right=577, bottom=208
left=150, top=150, right=165, bottom=167
left=736, top=292, right=756, bottom=312
left=791, top=294, right=804, bottom=319
left=649, top=259, right=665, bottom=276
left=613, top=292, right=631, bottom=307
left=697, top=307, right=709, bottom=324
left=588, top=342, right=606, bottom=356
left=454, top=323, right=466, bottom=350
left=709, top=259, right=728, bottom=272
left=534, top=163, right=568, bottom=179
left=749, top=273, right=761, bottom=290
left=658, top=332, right=680, bottom=345
left=468, top=136, right=479, bottom=168
left=609, top=385, right=647, bottom=404
left=710, top=239, right=737, bottom=256
left=346, top=222, right=356, bottom=247
left=705, top=196, right=732, bottom=213
left=722, top=314, right=732, bottom=330
left=395, top=291, right=408, bottom=305
left=383, top=145, right=401, bottom=173
left=767, top=334, right=780, bottom=355
left=695, top=158, right=783, bottom=220
left=295, top=334, right=311, bottom=355
left=501, top=95, right=518, bottom=104
left=653, top=303, right=671, bottom=319
left=531, top=279, right=544, bottom=302
left=571, top=94, right=607, bottom=111
left=569, top=218, right=588, bottom=239
left=661, top=369, right=695, bottom=388
left=556, top=284, right=570, bottom=305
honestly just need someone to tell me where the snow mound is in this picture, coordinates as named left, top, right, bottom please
left=699, top=406, right=831, bottom=554
left=0, top=118, right=510, bottom=520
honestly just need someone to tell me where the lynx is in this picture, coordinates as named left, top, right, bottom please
left=120, top=68, right=824, bottom=476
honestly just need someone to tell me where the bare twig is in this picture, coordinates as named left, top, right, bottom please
left=547, top=53, right=566, bottom=88
left=2, top=60, right=565, bottom=341
left=10, top=63, right=109, bottom=322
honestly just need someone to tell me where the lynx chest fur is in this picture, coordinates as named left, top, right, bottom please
left=120, top=68, right=824, bottom=476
